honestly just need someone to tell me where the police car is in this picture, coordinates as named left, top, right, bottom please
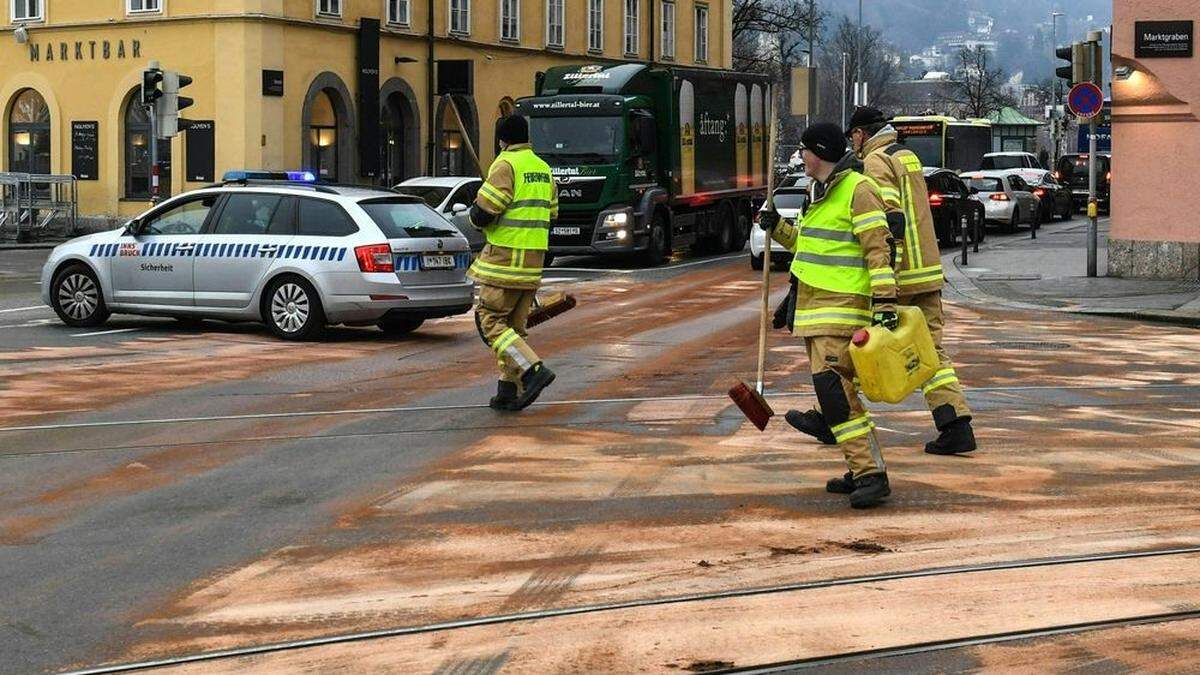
left=41, top=171, right=474, bottom=340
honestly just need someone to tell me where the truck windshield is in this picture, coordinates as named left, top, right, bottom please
left=528, top=116, right=622, bottom=163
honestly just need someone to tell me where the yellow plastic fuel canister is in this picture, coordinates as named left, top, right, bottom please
left=848, top=306, right=939, bottom=404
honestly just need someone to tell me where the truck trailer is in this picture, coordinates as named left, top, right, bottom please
left=515, top=63, right=772, bottom=265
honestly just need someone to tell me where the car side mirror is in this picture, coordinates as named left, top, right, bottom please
left=450, top=203, right=469, bottom=216
left=124, top=219, right=140, bottom=235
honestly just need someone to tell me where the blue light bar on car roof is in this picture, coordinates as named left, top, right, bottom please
left=222, top=170, right=317, bottom=182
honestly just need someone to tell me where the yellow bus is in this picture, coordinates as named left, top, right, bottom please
left=891, top=116, right=992, bottom=172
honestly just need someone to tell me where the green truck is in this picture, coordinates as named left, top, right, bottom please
left=515, top=63, right=772, bottom=265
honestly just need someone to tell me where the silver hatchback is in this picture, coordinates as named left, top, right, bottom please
left=41, top=177, right=474, bottom=340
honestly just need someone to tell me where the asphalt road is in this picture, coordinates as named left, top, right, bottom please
left=2, top=229, right=1198, bottom=674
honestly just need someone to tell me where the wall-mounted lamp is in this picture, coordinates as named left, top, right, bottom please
left=14, top=25, right=29, bottom=44
left=1114, top=65, right=1134, bottom=81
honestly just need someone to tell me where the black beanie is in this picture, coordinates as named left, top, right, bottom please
left=497, top=114, right=529, bottom=144
left=845, top=106, right=887, bottom=136
left=801, top=123, right=847, bottom=163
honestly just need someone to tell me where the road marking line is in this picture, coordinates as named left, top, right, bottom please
left=0, top=305, right=47, bottom=314
left=70, top=328, right=141, bottom=338
left=0, top=383, right=1194, bottom=434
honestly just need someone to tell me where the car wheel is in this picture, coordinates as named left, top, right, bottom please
left=51, top=263, right=110, bottom=328
left=378, top=316, right=425, bottom=336
left=263, top=276, right=325, bottom=340
left=750, top=252, right=764, bottom=271
left=1004, top=208, right=1019, bottom=233
left=1060, top=200, right=1073, bottom=220
left=641, top=210, right=669, bottom=267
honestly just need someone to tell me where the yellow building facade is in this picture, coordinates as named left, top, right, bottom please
left=1, top=0, right=731, bottom=221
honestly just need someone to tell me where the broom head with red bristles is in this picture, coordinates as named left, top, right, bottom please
left=527, top=292, right=577, bottom=329
left=728, top=381, right=774, bottom=431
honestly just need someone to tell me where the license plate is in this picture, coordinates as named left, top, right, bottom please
left=420, top=254, right=455, bottom=270
left=552, top=226, right=581, bottom=236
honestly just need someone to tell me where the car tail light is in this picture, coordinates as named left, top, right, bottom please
left=989, top=193, right=1010, bottom=201
left=928, top=193, right=944, bottom=206
left=1106, top=171, right=1112, bottom=181
left=1052, top=171, right=1061, bottom=180
left=355, top=244, right=394, bottom=273
left=1033, top=188, right=1046, bottom=198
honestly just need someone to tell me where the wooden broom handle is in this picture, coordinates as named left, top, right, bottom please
left=756, top=102, right=779, bottom=395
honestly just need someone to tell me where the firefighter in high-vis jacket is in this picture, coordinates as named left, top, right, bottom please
left=760, top=122, right=897, bottom=509
left=468, top=114, right=558, bottom=411
left=839, top=106, right=975, bottom=454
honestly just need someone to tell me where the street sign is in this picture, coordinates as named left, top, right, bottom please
left=1068, top=82, right=1104, bottom=119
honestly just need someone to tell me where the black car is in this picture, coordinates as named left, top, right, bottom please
left=1030, top=175, right=1074, bottom=222
left=1055, top=153, right=1111, bottom=213
left=923, top=168, right=984, bottom=246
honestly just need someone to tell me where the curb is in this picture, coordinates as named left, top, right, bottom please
left=940, top=248, right=1200, bottom=329
left=0, top=243, right=61, bottom=251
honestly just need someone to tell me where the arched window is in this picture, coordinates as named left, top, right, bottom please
left=309, top=91, right=339, bottom=181
left=8, top=89, right=51, bottom=174
left=124, top=92, right=172, bottom=198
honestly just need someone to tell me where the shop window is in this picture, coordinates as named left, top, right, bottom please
left=316, top=0, right=341, bottom=17
left=127, top=0, right=162, bottom=14
left=546, top=0, right=564, bottom=48
left=694, top=4, right=708, bottom=63
left=660, top=0, right=674, bottom=60
left=386, top=0, right=409, bottom=25
left=587, top=0, right=602, bottom=52
left=11, top=0, right=42, bottom=22
left=623, top=0, right=638, bottom=55
left=123, top=92, right=172, bottom=198
left=8, top=89, right=50, bottom=175
left=449, top=0, right=470, bottom=35
left=308, top=91, right=339, bottom=182
left=500, top=0, right=519, bottom=42
left=437, top=96, right=477, bottom=177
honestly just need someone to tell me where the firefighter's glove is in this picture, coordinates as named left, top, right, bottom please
left=871, top=298, right=899, bottom=331
left=758, top=209, right=781, bottom=231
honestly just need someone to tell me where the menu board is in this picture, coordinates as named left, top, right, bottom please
left=71, top=121, right=99, bottom=180
left=185, top=121, right=215, bottom=183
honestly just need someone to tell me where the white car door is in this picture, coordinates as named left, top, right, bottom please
left=110, top=194, right=219, bottom=307
left=193, top=193, right=297, bottom=309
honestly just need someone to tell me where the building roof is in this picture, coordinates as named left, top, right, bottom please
left=988, top=106, right=1044, bottom=127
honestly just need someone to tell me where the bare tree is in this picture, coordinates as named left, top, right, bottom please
left=944, top=47, right=1014, bottom=118
left=814, top=16, right=901, bottom=123
left=732, top=0, right=825, bottom=73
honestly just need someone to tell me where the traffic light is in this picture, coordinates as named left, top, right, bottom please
left=1055, top=42, right=1083, bottom=86
left=157, top=70, right=195, bottom=139
left=141, top=66, right=163, bottom=107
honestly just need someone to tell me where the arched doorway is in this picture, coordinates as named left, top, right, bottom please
left=123, top=89, right=172, bottom=199
left=435, top=95, right=478, bottom=177
left=378, top=78, right=420, bottom=186
left=301, top=73, right=354, bottom=182
left=8, top=89, right=51, bottom=174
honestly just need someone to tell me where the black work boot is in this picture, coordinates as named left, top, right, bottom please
left=785, top=409, right=837, bottom=445
left=489, top=380, right=518, bottom=411
left=849, top=473, right=891, bottom=509
left=826, top=471, right=855, bottom=494
left=511, top=363, right=556, bottom=411
left=925, top=418, right=977, bottom=455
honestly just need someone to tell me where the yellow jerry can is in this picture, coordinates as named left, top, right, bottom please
left=848, top=306, right=939, bottom=404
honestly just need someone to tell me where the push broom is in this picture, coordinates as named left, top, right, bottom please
left=728, top=104, right=780, bottom=432
left=448, top=98, right=577, bottom=329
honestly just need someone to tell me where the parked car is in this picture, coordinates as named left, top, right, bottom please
left=42, top=172, right=474, bottom=340
left=1055, top=153, right=1112, bottom=213
left=981, top=151, right=1049, bottom=187
left=923, top=168, right=983, bottom=246
left=395, top=176, right=484, bottom=251
left=964, top=170, right=1041, bottom=232
left=1030, top=174, right=1074, bottom=222
left=751, top=176, right=810, bottom=271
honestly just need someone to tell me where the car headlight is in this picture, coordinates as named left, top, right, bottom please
left=602, top=212, right=629, bottom=228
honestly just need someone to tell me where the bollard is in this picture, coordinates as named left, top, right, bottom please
left=960, top=212, right=969, bottom=266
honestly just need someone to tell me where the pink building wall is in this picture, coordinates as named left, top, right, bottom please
left=1110, top=0, right=1200, bottom=279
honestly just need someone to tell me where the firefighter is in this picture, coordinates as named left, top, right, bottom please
left=786, top=107, right=977, bottom=456
left=468, top=114, right=558, bottom=411
left=759, top=122, right=897, bottom=508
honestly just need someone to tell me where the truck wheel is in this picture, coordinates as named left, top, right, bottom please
left=642, top=211, right=669, bottom=266
left=732, top=209, right=751, bottom=252
left=543, top=252, right=556, bottom=269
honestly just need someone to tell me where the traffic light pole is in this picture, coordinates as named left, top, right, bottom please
left=1087, top=117, right=1098, bottom=277
left=149, top=105, right=159, bottom=204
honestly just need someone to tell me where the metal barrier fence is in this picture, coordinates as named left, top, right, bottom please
left=0, top=172, right=78, bottom=241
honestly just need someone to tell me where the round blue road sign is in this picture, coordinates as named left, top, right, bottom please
left=1068, top=82, right=1104, bottom=119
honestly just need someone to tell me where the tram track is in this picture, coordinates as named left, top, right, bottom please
left=62, top=544, right=1200, bottom=674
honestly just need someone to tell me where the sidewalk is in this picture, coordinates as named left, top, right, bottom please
left=943, top=218, right=1200, bottom=327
